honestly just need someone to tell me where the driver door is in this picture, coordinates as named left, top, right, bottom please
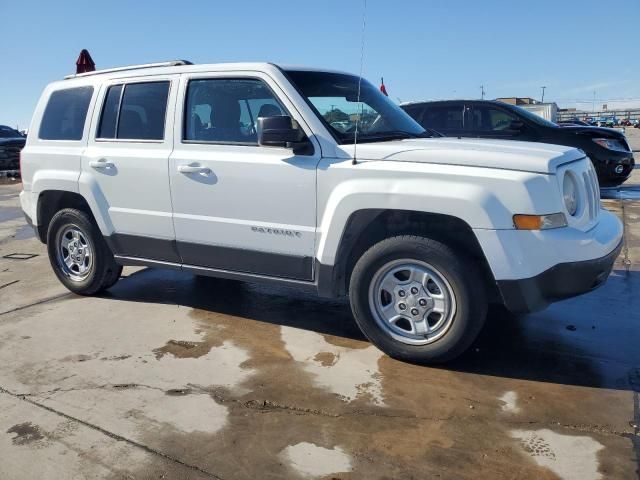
left=169, top=72, right=321, bottom=280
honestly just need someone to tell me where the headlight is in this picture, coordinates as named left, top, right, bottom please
left=562, top=172, right=579, bottom=216
left=592, top=138, right=629, bottom=152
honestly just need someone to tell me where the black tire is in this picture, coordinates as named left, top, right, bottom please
left=349, top=235, right=487, bottom=364
left=47, top=208, right=121, bottom=295
left=101, top=263, right=124, bottom=290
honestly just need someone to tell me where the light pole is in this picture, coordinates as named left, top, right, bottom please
left=541, top=86, right=546, bottom=103
left=480, top=85, right=485, bottom=100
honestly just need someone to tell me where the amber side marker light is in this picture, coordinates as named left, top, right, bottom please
left=513, top=213, right=567, bottom=230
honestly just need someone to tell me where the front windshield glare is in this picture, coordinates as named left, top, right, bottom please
left=285, top=70, right=428, bottom=143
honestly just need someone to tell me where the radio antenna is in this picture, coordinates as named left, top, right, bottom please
left=352, top=0, right=367, bottom=165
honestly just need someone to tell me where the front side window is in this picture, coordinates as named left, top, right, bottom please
left=184, top=78, right=287, bottom=144
left=513, top=105, right=558, bottom=127
left=469, top=106, right=518, bottom=131
left=285, top=70, right=429, bottom=144
left=39, top=86, right=93, bottom=140
left=97, top=81, right=169, bottom=140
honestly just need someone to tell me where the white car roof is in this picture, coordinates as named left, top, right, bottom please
left=59, top=61, right=354, bottom=88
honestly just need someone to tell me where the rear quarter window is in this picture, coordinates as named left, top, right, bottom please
left=39, top=86, right=93, bottom=140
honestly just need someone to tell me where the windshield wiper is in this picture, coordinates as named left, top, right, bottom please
left=378, top=130, right=432, bottom=138
left=351, top=131, right=432, bottom=143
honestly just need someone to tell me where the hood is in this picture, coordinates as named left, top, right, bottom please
left=0, top=137, right=26, bottom=147
left=557, top=125, right=625, bottom=139
left=338, top=138, right=584, bottom=174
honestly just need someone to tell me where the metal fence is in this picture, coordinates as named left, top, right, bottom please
left=557, top=109, right=640, bottom=122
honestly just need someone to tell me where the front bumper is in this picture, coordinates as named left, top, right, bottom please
left=592, top=150, right=635, bottom=186
left=497, top=239, right=622, bottom=314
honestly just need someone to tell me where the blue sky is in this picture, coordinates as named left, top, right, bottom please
left=1, top=0, right=639, bottom=129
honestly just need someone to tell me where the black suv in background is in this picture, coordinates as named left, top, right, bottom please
left=401, top=100, right=634, bottom=187
left=0, top=125, right=26, bottom=171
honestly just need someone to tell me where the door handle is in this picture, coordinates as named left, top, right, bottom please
left=89, top=159, right=114, bottom=169
left=178, top=164, right=211, bottom=174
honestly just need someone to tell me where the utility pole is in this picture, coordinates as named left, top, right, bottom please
left=480, top=85, right=485, bottom=100
left=541, top=86, right=546, bottom=103
left=592, top=91, right=596, bottom=113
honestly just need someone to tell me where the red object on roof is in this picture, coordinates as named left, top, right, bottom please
left=380, top=77, right=388, bottom=96
left=76, top=49, right=96, bottom=74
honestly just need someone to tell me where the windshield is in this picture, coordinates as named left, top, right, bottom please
left=285, top=70, right=429, bottom=143
left=0, top=126, right=23, bottom=138
left=511, top=105, right=558, bottom=128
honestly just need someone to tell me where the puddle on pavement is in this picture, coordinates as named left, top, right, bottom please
left=99, top=355, right=131, bottom=361
left=10, top=265, right=636, bottom=478
left=0, top=206, right=22, bottom=223
left=61, top=354, right=96, bottom=363
left=6, top=422, right=45, bottom=446
left=313, top=351, right=337, bottom=366
left=152, top=338, right=221, bottom=360
left=112, top=271, right=635, bottom=478
left=511, top=429, right=604, bottom=480
left=12, top=224, right=35, bottom=241
left=600, top=185, right=640, bottom=200
left=165, top=388, right=191, bottom=396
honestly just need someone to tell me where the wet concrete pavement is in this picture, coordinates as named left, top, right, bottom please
left=0, top=181, right=639, bottom=479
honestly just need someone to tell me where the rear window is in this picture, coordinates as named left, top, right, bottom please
left=39, top=87, right=93, bottom=140
left=97, top=81, right=170, bottom=141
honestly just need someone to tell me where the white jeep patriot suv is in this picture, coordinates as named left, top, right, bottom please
left=20, top=61, right=623, bottom=363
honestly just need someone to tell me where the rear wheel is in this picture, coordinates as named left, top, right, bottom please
left=47, top=208, right=121, bottom=295
left=349, top=235, right=487, bottom=363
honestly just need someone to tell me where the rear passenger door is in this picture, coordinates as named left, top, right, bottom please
left=82, top=76, right=180, bottom=262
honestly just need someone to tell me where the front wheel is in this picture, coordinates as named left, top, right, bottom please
left=349, top=235, right=487, bottom=363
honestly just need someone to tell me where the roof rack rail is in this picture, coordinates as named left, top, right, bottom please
left=64, top=60, right=193, bottom=80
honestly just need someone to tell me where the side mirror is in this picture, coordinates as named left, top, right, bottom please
left=257, top=116, right=306, bottom=148
left=509, top=120, right=525, bottom=131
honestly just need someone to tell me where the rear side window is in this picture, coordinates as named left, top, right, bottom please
left=39, top=87, right=93, bottom=140
left=97, top=81, right=169, bottom=141
left=423, top=106, right=464, bottom=131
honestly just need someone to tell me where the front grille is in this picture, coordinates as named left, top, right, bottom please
left=582, top=166, right=600, bottom=221
left=0, top=145, right=22, bottom=170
